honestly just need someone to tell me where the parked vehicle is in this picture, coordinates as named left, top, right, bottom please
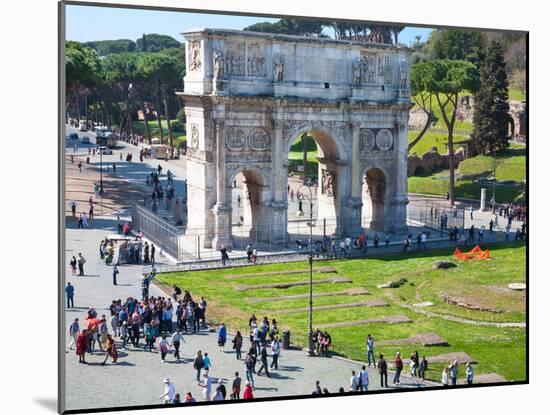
left=97, top=145, right=113, bottom=155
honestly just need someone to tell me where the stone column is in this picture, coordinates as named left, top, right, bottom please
left=390, top=114, right=409, bottom=234
left=269, top=119, right=288, bottom=245
left=212, top=119, right=233, bottom=249
left=348, top=122, right=363, bottom=234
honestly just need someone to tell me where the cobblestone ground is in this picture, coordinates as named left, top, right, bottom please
left=64, top=221, right=431, bottom=412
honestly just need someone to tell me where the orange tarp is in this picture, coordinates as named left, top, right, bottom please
left=453, top=245, right=491, bottom=260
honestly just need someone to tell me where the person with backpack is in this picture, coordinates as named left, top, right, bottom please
left=193, top=350, right=205, bottom=381
left=232, top=331, right=243, bottom=360
left=77, top=253, right=86, bottom=276
left=231, top=372, right=242, bottom=400
left=244, top=353, right=255, bottom=389
left=218, top=323, right=227, bottom=352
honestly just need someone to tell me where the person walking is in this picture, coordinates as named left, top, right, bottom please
left=159, top=335, right=170, bottom=363
left=198, top=371, right=213, bottom=402
left=393, top=352, right=403, bottom=385
left=466, top=362, right=474, bottom=385
left=232, top=331, right=243, bottom=360
left=257, top=345, right=270, bottom=377
left=349, top=370, right=359, bottom=392
left=171, top=330, right=183, bottom=361
left=378, top=354, right=388, bottom=388
left=218, top=323, right=227, bottom=352
left=203, top=352, right=212, bottom=372
left=366, top=334, right=375, bottom=367
left=410, top=351, right=419, bottom=378
left=270, top=336, right=280, bottom=370
left=244, top=353, right=255, bottom=389
left=65, top=282, right=75, bottom=308
left=69, top=256, right=77, bottom=276
left=68, top=318, right=80, bottom=350
left=359, top=365, right=369, bottom=392
left=101, top=334, right=118, bottom=365
left=77, top=253, right=86, bottom=276
left=442, top=366, right=450, bottom=386
left=160, top=378, right=175, bottom=404
left=419, top=356, right=428, bottom=381
left=151, top=243, right=156, bottom=265
left=193, top=350, right=205, bottom=381
left=231, top=372, right=242, bottom=400
left=112, top=264, right=119, bottom=286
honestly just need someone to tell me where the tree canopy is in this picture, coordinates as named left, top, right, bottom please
left=136, top=33, right=181, bottom=52
left=83, top=39, right=136, bottom=56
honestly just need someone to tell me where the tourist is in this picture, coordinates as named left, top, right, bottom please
left=81, top=212, right=88, bottom=227
left=203, top=352, right=212, bottom=371
left=220, top=245, right=229, bottom=266
left=112, top=264, right=119, bottom=286
left=257, top=345, right=270, bottom=377
left=393, top=352, right=403, bottom=385
left=270, top=336, right=280, bottom=369
left=243, top=381, right=254, bottom=400
left=70, top=201, right=77, bottom=217
left=171, top=330, right=183, bottom=361
left=183, top=392, right=196, bottom=403
left=65, top=282, right=75, bottom=308
left=442, top=366, right=450, bottom=386
left=252, top=247, right=258, bottom=264
left=466, top=362, right=474, bottom=385
left=199, top=297, right=208, bottom=328
left=218, top=323, right=227, bottom=352
left=193, top=350, right=204, bottom=381
left=216, top=379, right=227, bottom=400
left=244, top=353, right=255, bottom=389
left=159, top=335, right=170, bottom=363
left=378, top=354, right=388, bottom=387
left=419, top=356, right=428, bottom=381
left=246, top=244, right=253, bottom=263
left=198, top=371, right=213, bottom=402
left=68, top=318, right=80, bottom=350
left=160, top=378, right=175, bottom=404
left=76, top=329, right=88, bottom=364
left=232, top=331, right=243, bottom=360
left=349, top=370, right=359, bottom=392
left=231, top=372, right=242, bottom=400
left=450, top=360, right=459, bottom=385
left=101, top=334, right=118, bottom=365
left=410, top=351, right=419, bottom=377
left=313, top=380, right=322, bottom=395
left=366, top=334, right=375, bottom=367
left=323, top=387, right=330, bottom=394
left=151, top=243, right=156, bottom=264
left=359, top=365, right=369, bottom=391
left=119, top=321, right=128, bottom=350
left=77, top=253, right=86, bottom=276
left=172, top=393, right=180, bottom=404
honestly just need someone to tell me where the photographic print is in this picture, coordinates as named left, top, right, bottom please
left=60, top=1, right=527, bottom=412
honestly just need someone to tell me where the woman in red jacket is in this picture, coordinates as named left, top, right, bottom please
left=243, top=381, right=254, bottom=400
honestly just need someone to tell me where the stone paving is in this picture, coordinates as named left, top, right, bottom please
left=63, top=218, right=433, bottom=412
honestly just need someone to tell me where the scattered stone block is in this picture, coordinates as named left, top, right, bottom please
left=234, top=276, right=352, bottom=292
left=248, top=287, right=370, bottom=303
left=379, top=332, right=449, bottom=347
left=318, top=314, right=412, bottom=329
left=458, top=373, right=507, bottom=385
left=403, top=351, right=476, bottom=365
left=434, top=261, right=458, bottom=269
left=413, top=301, right=434, bottom=307
left=277, top=299, right=388, bottom=314
left=443, top=295, right=502, bottom=313
left=508, top=283, right=526, bottom=291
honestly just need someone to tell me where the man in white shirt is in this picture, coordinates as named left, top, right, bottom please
left=160, top=378, right=175, bottom=404
left=68, top=318, right=80, bottom=350
left=270, top=337, right=280, bottom=370
left=349, top=370, right=359, bottom=392
left=199, top=371, right=213, bottom=401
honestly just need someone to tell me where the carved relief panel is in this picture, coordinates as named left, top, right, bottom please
left=225, top=127, right=272, bottom=163
left=224, top=42, right=245, bottom=77
left=321, top=169, right=336, bottom=198
left=359, top=128, right=394, bottom=156
left=247, top=43, right=267, bottom=77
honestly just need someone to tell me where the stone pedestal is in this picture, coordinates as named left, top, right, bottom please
left=212, top=204, right=233, bottom=250
left=480, top=188, right=487, bottom=211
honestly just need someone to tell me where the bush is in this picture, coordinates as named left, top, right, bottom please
left=172, top=119, right=185, bottom=133
left=176, top=108, right=186, bottom=124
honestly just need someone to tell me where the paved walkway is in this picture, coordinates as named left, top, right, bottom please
left=64, top=217, right=433, bottom=411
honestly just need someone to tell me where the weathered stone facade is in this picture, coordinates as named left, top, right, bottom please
left=178, top=29, right=412, bottom=249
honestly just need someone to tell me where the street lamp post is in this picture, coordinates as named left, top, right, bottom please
left=99, top=146, right=104, bottom=196
left=299, top=184, right=315, bottom=356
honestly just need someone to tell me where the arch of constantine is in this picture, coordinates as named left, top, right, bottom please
left=178, top=29, right=412, bottom=249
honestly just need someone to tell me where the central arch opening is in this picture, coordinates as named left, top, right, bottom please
left=285, top=127, right=341, bottom=245
left=362, top=167, right=387, bottom=232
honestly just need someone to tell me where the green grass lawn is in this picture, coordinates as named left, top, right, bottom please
left=132, top=119, right=186, bottom=147
left=408, top=173, right=523, bottom=202
left=156, top=243, right=526, bottom=382
left=458, top=147, right=526, bottom=183
left=408, top=131, right=472, bottom=156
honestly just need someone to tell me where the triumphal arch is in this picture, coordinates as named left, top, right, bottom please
left=178, top=29, right=411, bottom=249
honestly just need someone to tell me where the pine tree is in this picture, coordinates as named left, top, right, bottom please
left=472, top=41, right=510, bottom=154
